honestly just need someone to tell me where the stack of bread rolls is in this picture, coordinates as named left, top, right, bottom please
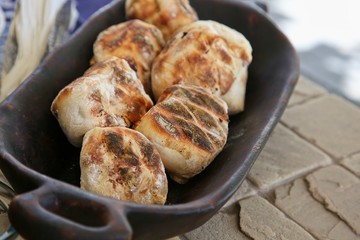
left=51, top=0, right=252, bottom=205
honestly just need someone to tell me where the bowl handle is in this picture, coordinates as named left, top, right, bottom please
left=8, top=183, right=133, bottom=240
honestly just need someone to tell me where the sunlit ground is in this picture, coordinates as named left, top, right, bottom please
left=267, top=0, right=360, bottom=105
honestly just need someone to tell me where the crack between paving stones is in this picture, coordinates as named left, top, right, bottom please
left=304, top=175, right=360, bottom=236
left=287, top=93, right=326, bottom=109
left=279, top=121, right=339, bottom=163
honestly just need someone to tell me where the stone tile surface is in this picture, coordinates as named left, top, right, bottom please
left=239, top=196, right=315, bottom=240
left=282, top=94, right=360, bottom=159
left=247, top=124, right=331, bottom=189
left=341, top=152, right=360, bottom=177
left=184, top=211, right=250, bottom=240
left=306, top=165, right=360, bottom=234
left=287, top=76, right=327, bottom=107
left=275, top=178, right=359, bottom=240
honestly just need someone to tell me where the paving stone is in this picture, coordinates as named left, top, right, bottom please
left=239, top=196, right=315, bottom=240
left=282, top=94, right=360, bottom=159
left=341, top=152, right=360, bottom=177
left=184, top=211, right=250, bottom=240
left=247, top=124, right=331, bottom=189
left=221, top=180, right=256, bottom=210
left=275, top=178, right=359, bottom=240
left=287, top=76, right=327, bottom=107
left=306, top=165, right=360, bottom=234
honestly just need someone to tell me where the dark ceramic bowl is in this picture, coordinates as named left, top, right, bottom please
left=0, top=0, right=299, bottom=239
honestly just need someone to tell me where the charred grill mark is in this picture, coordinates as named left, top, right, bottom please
left=142, top=141, right=155, bottom=165
left=159, top=100, right=192, bottom=119
left=170, top=59, right=185, bottom=84
left=88, top=89, right=106, bottom=121
left=194, top=94, right=227, bottom=117
left=119, top=167, right=128, bottom=176
left=102, top=27, right=129, bottom=50
left=87, top=149, right=104, bottom=166
left=105, top=131, right=141, bottom=167
left=83, top=134, right=104, bottom=165
left=206, top=131, right=225, bottom=148
left=90, top=104, right=103, bottom=119
left=90, top=89, right=102, bottom=102
left=198, top=69, right=217, bottom=88
left=175, top=87, right=193, bottom=101
left=153, top=111, right=180, bottom=137
left=131, top=26, right=157, bottom=55
left=114, top=87, right=126, bottom=99
left=186, top=52, right=208, bottom=65
left=111, top=164, right=140, bottom=195
left=105, top=131, right=124, bottom=157
left=163, top=86, right=228, bottom=119
left=140, top=140, right=163, bottom=175
left=186, top=103, right=219, bottom=130
left=103, top=130, right=144, bottom=191
left=215, top=44, right=233, bottom=64
left=126, top=154, right=140, bottom=166
left=198, top=40, right=209, bottom=52
left=174, top=117, right=213, bottom=152
left=219, top=71, right=235, bottom=95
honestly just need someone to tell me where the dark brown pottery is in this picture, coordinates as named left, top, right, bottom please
left=0, top=0, right=299, bottom=239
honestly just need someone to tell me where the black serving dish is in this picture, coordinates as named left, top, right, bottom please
left=0, top=0, right=299, bottom=239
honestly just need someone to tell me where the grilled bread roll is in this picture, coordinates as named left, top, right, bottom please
left=125, top=0, right=198, bottom=41
left=51, top=57, right=153, bottom=147
left=151, top=20, right=253, bottom=115
left=92, top=20, right=164, bottom=94
left=80, top=127, right=168, bottom=204
left=135, top=85, right=229, bottom=184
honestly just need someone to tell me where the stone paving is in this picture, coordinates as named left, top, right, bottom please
left=1, top=76, right=360, bottom=240
left=180, top=76, right=360, bottom=240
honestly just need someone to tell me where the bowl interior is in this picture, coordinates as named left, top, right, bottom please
left=0, top=0, right=298, bottom=205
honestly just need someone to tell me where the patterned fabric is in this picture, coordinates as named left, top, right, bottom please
left=0, top=0, right=16, bottom=75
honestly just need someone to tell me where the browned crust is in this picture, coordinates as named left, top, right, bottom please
left=81, top=127, right=167, bottom=204
left=50, top=57, right=153, bottom=147
left=125, top=0, right=198, bottom=41
left=93, top=20, right=164, bottom=93
left=156, top=85, right=228, bottom=152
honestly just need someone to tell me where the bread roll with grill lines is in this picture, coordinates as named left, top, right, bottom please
left=135, top=84, right=229, bottom=184
left=51, top=57, right=153, bottom=147
left=125, top=0, right=198, bottom=41
left=80, top=127, right=168, bottom=204
left=92, top=19, right=164, bottom=94
left=151, top=20, right=253, bottom=115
